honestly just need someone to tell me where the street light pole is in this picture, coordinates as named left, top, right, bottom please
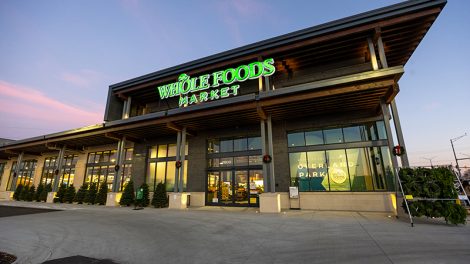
left=422, top=157, right=436, bottom=168
left=450, top=133, right=467, bottom=178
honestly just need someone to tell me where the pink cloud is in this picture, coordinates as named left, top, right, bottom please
left=0, top=80, right=103, bottom=136
left=60, top=69, right=104, bottom=88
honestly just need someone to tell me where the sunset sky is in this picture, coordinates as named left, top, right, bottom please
left=0, top=0, right=469, bottom=168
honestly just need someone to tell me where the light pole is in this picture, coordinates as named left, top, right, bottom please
left=422, top=156, right=436, bottom=168
left=450, top=133, right=467, bottom=178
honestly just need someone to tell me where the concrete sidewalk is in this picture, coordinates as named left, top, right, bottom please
left=0, top=201, right=469, bottom=264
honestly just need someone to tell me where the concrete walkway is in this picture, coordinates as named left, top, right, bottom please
left=0, top=201, right=469, bottom=264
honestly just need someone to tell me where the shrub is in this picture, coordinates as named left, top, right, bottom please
left=13, top=184, right=23, bottom=201
left=120, top=180, right=135, bottom=206
left=85, top=183, right=98, bottom=205
left=400, top=167, right=467, bottom=225
left=55, top=184, right=67, bottom=203
left=95, top=183, right=108, bottom=205
left=40, top=183, right=52, bottom=202
left=140, top=183, right=150, bottom=207
left=27, top=185, right=35, bottom=202
left=35, top=183, right=44, bottom=202
left=74, top=183, right=88, bottom=204
left=151, top=182, right=168, bottom=208
left=65, top=185, right=76, bottom=203
left=19, top=185, right=30, bottom=201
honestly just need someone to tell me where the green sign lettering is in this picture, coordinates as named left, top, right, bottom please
left=156, top=58, right=276, bottom=107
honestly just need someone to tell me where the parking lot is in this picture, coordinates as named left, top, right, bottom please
left=1, top=201, right=469, bottom=264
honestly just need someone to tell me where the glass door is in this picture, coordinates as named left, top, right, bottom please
left=207, top=169, right=263, bottom=207
left=234, top=170, right=248, bottom=205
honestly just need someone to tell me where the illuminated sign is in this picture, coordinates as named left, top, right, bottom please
left=157, top=58, right=276, bottom=107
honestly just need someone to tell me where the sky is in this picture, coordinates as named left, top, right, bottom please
left=0, top=0, right=469, bottom=169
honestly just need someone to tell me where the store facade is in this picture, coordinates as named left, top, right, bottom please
left=0, top=0, right=446, bottom=213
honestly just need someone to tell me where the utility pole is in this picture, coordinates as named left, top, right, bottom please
left=450, top=133, right=467, bottom=178
left=422, top=156, right=436, bottom=168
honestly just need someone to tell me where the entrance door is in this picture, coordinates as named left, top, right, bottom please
left=207, top=169, right=262, bottom=207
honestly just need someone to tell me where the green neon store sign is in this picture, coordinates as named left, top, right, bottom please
left=157, top=58, right=276, bottom=107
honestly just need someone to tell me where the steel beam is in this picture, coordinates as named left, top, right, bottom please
left=179, top=127, right=187, bottom=193
left=174, top=131, right=182, bottom=193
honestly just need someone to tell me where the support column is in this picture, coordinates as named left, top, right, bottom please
left=113, top=137, right=126, bottom=192
left=122, top=96, right=132, bottom=119
left=260, top=120, right=268, bottom=191
left=381, top=100, right=400, bottom=194
left=178, top=127, right=187, bottom=193
left=174, top=131, right=181, bottom=193
left=367, top=37, right=379, bottom=70
left=390, top=100, right=410, bottom=167
left=10, top=152, right=24, bottom=191
left=52, top=146, right=66, bottom=192
left=267, top=115, right=275, bottom=193
left=376, top=34, right=410, bottom=168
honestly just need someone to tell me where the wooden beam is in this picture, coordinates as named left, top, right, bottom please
left=257, top=105, right=268, bottom=120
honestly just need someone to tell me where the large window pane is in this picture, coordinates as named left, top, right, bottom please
left=166, top=161, right=175, bottom=192
left=233, top=138, right=248, bottom=152
left=326, top=149, right=350, bottom=191
left=167, top=144, right=177, bottom=157
left=147, top=162, right=156, bottom=190
left=158, top=145, right=168, bottom=158
left=248, top=137, right=261, bottom=150
left=343, top=126, right=362, bottom=142
left=234, top=156, right=248, bottom=166
left=288, top=132, right=305, bottom=147
left=220, top=140, right=233, bottom=152
left=149, top=147, right=157, bottom=159
left=307, top=151, right=329, bottom=191
left=324, top=128, right=343, bottom=144
left=219, top=157, right=233, bottom=167
left=289, top=152, right=308, bottom=191
left=208, top=139, right=220, bottom=153
left=376, top=121, right=387, bottom=140
left=380, top=146, right=395, bottom=191
left=249, top=155, right=262, bottom=165
left=305, top=130, right=324, bottom=145
left=347, top=149, right=374, bottom=191
left=156, top=162, right=166, bottom=187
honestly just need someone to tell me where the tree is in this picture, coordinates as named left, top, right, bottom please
left=95, top=183, right=108, bottom=205
left=13, top=184, right=23, bottom=201
left=151, top=182, right=168, bottom=208
left=27, top=185, right=36, bottom=201
left=120, top=180, right=135, bottom=206
left=20, top=185, right=30, bottom=201
left=55, top=184, right=67, bottom=203
left=35, top=183, right=44, bottom=202
left=40, top=183, right=52, bottom=202
left=140, top=183, right=150, bottom=207
left=74, top=183, right=88, bottom=204
left=65, top=185, right=76, bottom=203
left=85, top=183, right=98, bottom=205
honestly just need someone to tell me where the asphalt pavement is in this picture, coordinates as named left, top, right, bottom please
left=0, top=201, right=469, bottom=264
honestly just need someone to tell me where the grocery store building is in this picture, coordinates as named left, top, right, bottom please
left=0, top=0, right=446, bottom=213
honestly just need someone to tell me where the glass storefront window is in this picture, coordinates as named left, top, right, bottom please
left=249, top=155, right=262, bottom=165
left=158, top=145, right=167, bottom=158
left=233, top=138, right=247, bottom=152
left=288, top=132, right=305, bottom=147
left=324, top=128, right=343, bottom=144
left=248, top=137, right=261, bottom=150
left=376, top=121, right=387, bottom=140
left=219, top=157, right=233, bottom=167
left=343, top=126, right=363, bottom=142
left=347, top=148, right=374, bottom=191
left=149, top=147, right=157, bottom=158
left=289, top=152, right=308, bottom=190
left=125, top=148, right=133, bottom=160
left=167, top=144, right=177, bottom=157
left=220, top=139, right=233, bottom=152
left=234, top=156, right=249, bottom=166
left=307, top=151, right=329, bottom=191
left=305, top=130, right=324, bottom=145
left=208, top=139, right=220, bottom=153
left=326, top=149, right=350, bottom=191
